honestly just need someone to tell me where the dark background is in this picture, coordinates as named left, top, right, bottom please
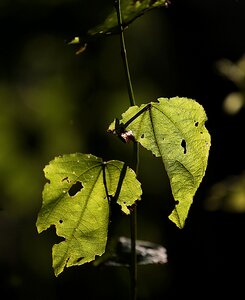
left=0, top=0, right=244, bottom=299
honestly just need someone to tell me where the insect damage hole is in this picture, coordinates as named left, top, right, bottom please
left=181, top=139, right=187, bottom=154
left=62, top=176, right=70, bottom=183
left=68, top=181, right=83, bottom=196
left=75, top=257, right=84, bottom=263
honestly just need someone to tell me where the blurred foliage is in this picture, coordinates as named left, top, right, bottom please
left=0, top=35, right=86, bottom=217
left=204, top=53, right=245, bottom=213
left=205, top=171, right=245, bottom=213
left=216, top=54, right=245, bottom=114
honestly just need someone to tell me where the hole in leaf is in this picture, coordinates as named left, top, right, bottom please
left=59, top=220, right=63, bottom=224
left=62, top=176, right=71, bottom=183
left=181, top=139, right=187, bottom=154
left=194, top=121, right=199, bottom=127
left=141, top=133, right=144, bottom=138
left=200, top=131, right=203, bottom=134
left=76, top=257, right=84, bottom=263
left=68, top=181, right=83, bottom=196
left=175, top=200, right=179, bottom=205
left=66, top=257, right=70, bottom=264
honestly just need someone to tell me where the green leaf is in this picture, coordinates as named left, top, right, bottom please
left=88, top=0, right=169, bottom=37
left=36, top=153, right=142, bottom=276
left=108, top=97, right=211, bottom=228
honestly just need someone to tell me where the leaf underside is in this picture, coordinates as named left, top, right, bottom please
left=70, top=0, right=168, bottom=54
left=108, top=97, right=211, bottom=228
left=36, top=153, right=142, bottom=276
left=88, top=0, right=168, bottom=37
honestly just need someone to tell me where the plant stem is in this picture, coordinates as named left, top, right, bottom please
left=130, top=141, right=139, bottom=300
left=115, top=0, right=135, bottom=107
left=114, top=1, right=138, bottom=299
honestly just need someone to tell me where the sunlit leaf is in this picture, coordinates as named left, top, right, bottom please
left=108, top=97, right=211, bottom=228
left=36, top=153, right=142, bottom=276
left=88, top=0, right=169, bottom=37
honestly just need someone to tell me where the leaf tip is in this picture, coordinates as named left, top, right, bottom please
left=121, top=205, right=130, bottom=215
left=168, top=200, right=189, bottom=229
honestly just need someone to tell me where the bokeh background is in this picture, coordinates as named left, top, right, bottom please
left=1, top=0, right=245, bottom=299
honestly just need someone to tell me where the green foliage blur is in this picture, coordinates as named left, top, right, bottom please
left=0, top=0, right=244, bottom=299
